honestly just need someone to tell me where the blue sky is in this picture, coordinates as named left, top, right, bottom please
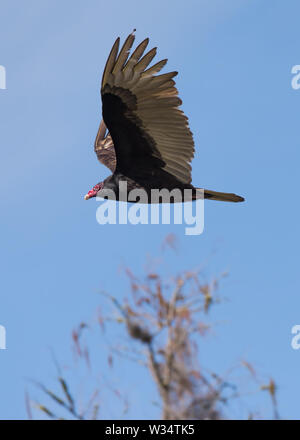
left=1, top=0, right=300, bottom=419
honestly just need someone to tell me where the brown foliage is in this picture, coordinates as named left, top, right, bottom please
left=30, top=244, right=278, bottom=420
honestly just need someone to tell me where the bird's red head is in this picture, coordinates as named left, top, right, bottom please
left=84, top=182, right=103, bottom=200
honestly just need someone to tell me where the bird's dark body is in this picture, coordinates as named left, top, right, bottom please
left=102, top=170, right=199, bottom=204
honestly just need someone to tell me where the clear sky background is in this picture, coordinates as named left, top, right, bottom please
left=1, top=0, right=300, bottom=419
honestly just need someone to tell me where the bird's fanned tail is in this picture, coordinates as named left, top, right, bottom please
left=203, top=189, right=244, bottom=202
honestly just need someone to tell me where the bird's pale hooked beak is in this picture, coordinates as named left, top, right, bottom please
left=84, top=187, right=100, bottom=200
left=84, top=190, right=94, bottom=200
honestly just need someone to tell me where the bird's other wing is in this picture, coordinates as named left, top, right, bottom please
left=94, top=119, right=117, bottom=172
left=101, top=31, right=195, bottom=184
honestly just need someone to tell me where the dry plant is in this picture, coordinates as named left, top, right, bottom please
left=30, top=236, right=279, bottom=420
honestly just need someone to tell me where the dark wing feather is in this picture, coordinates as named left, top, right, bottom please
left=100, top=31, right=195, bottom=183
left=94, top=120, right=116, bottom=172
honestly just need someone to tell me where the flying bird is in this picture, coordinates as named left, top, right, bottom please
left=84, top=31, right=244, bottom=204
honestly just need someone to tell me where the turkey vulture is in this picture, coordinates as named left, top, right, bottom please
left=84, top=31, right=244, bottom=204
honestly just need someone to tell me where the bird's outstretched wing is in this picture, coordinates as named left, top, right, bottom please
left=94, top=119, right=116, bottom=172
left=99, top=31, right=195, bottom=184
